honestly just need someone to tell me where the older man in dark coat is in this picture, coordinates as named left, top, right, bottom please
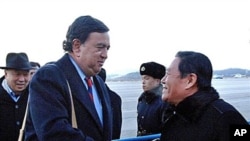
left=25, top=15, right=113, bottom=141
left=0, top=52, right=32, bottom=141
left=160, top=51, right=249, bottom=141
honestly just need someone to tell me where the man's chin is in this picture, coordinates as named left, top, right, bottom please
left=16, top=88, right=25, bottom=92
left=162, top=94, right=169, bottom=101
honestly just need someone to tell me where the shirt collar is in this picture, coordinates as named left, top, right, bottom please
left=68, top=55, right=91, bottom=88
left=1, top=79, right=20, bottom=102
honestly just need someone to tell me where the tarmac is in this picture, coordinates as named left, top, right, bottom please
left=107, top=78, right=250, bottom=139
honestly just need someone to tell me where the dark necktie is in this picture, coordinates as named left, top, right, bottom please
left=85, top=77, right=93, bottom=101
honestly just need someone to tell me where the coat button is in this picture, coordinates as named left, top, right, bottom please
left=16, top=121, right=21, bottom=125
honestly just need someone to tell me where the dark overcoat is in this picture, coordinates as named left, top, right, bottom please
left=25, top=54, right=113, bottom=141
left=160, top=87, right=248, bottom=141
left=0, top=76, right=29, bottom=141
left=107, top=86, right=122, bottom=139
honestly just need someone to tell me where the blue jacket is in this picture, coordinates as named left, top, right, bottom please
left=25, top=54, right=113, bottom=141
left=137, top=85, right=168, bottom=136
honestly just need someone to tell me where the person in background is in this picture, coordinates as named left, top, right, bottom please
left=29, top=61, right=40, bottom=78
left=98, top=68, right=122, bottom=139
left=0, top=52, right=32, bottom=141
left=160, top=51, right=249, bottom=141
left=25, top=15, right=113, bottom=141
left=137, top=61, right=168, bottom=136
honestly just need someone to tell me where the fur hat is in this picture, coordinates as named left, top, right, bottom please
left=140, top=61, right=166, bottom=79
left=0, top=52, right=32, bottom=70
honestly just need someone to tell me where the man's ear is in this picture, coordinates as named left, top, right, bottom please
left=72, top=39, right=81, bottom=53
left=185, top=73, right=197, bottom=89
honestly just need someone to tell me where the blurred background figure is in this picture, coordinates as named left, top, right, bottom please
left=137, top=61, right=168, bottom=136
left=98, top=68, right=122, bottom=139
left=29, top=61, right=40, bottom=78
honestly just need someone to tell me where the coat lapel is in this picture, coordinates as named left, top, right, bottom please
left=56, top=54, right=104, bottom=130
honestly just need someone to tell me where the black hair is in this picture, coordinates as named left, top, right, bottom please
left=30, top=61, right=40, bottom=68
left=175, top=51, right=213, bottom=90
left=63, top=15, right=109, bottom=52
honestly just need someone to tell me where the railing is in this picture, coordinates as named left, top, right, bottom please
left=113, top=121, right=250, bottom=141
left=113, top=133, right=160, bottom=141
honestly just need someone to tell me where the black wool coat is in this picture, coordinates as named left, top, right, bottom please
left=0, top=76, right=29, bottom=141
left=160, top=87, right=248, bottom=141
left=106, top=85, right=122, bottom=140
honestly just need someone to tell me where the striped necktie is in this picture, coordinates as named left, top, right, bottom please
left=85, top=77, right=93, bottom=101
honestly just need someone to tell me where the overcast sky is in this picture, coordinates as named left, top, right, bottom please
left=1, top=0, right=250, bottom=75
